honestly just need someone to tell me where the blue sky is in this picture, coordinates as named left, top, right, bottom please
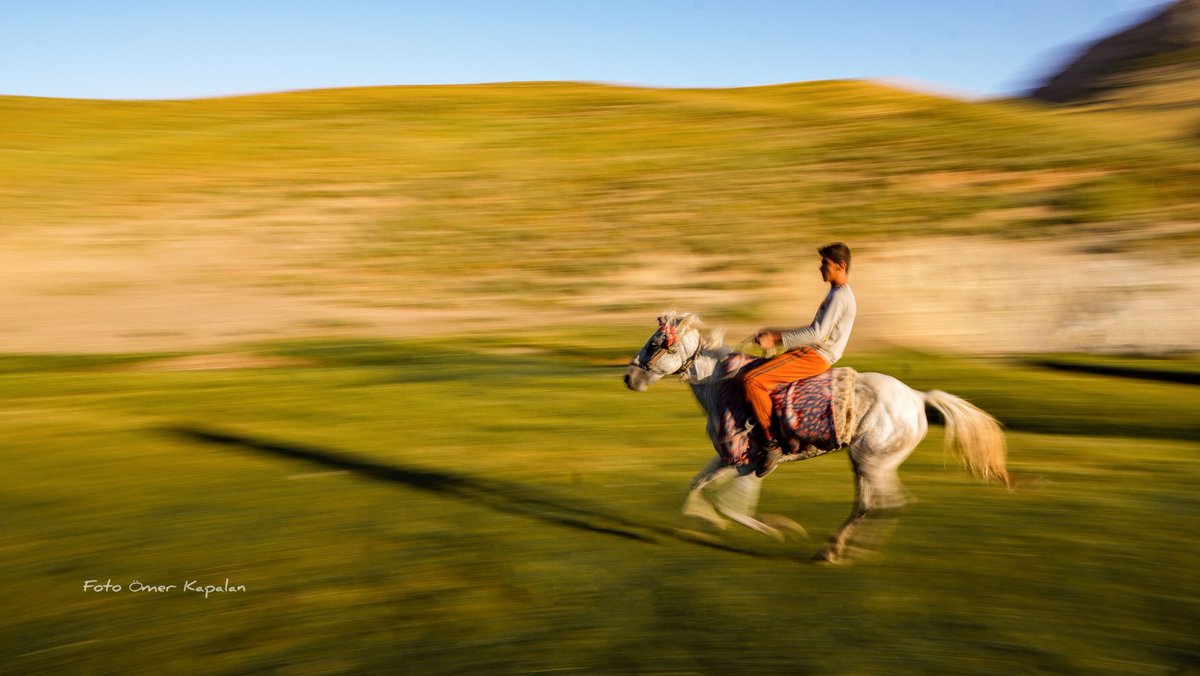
left=1, top=0, right=1171, bottom=101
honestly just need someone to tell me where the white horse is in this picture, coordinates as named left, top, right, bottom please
left=624, top=311, right=1010, bottom=563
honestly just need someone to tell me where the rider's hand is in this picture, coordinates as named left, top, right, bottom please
left=756, top=330, right=780, bottom=351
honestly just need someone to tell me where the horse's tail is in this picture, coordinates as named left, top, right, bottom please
left=922, top=390, right=1011, bottom=488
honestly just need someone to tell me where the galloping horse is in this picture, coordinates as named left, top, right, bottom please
left=624, top=311, right=1010, bottom=562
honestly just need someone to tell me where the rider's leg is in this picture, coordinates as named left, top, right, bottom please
left=742, top=347, right=830, bottom=475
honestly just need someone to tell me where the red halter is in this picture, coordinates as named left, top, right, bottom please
left=660, top=322, right=680, bottom=348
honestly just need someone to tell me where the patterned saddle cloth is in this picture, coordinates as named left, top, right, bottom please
left=711, top=353, right=858, bottom=467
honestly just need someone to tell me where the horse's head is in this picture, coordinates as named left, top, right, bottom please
left=624, top=311, right=704, bottom=392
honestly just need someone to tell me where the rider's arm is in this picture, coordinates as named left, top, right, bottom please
left=781, top=288, right=851, bottom=353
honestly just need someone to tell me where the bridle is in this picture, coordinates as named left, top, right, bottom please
left=630, top=322, right=702, bottom=380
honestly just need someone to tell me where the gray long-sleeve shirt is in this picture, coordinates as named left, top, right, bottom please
left=780, top=284, right=856, bottom=364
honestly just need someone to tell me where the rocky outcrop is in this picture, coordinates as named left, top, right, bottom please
left=1032, top=0, right=1200, bottom=104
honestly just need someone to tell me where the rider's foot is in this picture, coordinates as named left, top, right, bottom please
left=756, top=441, right=781, bottom=478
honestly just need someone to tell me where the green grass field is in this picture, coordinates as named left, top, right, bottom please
left=3, top=339, right=1197, bottom=674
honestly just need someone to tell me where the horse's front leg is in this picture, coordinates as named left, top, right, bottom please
left=680, top=456, right=798, bottom=543
left=712, top=469, right=789, bottom=542
left=679, top=455, right=731, bottom=532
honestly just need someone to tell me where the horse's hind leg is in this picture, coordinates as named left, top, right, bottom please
left=818, top=444, right=914, bottom=563
left=816, top=461, right=874, bottom=563
left=817, top=375, right=927, bottom=562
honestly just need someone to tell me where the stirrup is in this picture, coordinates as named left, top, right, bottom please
left=756, top=442, right=781, bottom=478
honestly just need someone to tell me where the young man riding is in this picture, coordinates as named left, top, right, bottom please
left=744, top=242, right=857, bottom=477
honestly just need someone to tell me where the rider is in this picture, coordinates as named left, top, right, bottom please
left=744, top=242, right=857, bottom=477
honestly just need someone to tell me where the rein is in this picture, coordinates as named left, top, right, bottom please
left=675, top=341, right=703, bottom=380
left=737, top=334, right=777, bottom=359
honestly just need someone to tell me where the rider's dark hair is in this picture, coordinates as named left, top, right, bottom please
left=818, top=242, right=851, bottom=272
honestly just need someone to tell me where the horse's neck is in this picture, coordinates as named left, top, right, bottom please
left=687, top=345, right=734, bottom=415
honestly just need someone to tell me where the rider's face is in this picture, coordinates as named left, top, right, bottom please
left=820, top=257, right=848, bottom=284
left=820, top=257, right=836, bottom=281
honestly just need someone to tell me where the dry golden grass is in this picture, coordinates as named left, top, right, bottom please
left=0, top=81, right=1196, bottom=354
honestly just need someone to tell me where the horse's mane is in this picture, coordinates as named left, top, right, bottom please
left=658, top=308, right=726, bottom=351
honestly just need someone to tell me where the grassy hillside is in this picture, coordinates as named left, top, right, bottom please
left=3, top=81, right=1197, bottom=316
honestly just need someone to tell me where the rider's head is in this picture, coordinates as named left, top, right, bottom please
left=818, top=242, right=851, bottom=284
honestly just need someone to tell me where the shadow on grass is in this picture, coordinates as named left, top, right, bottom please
left=1025, top=358, right=1200, bottom=386
left=168, top=426, right=790, bottom=560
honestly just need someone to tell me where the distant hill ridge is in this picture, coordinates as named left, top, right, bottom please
left=1032, top=0, right=1200, bottom=106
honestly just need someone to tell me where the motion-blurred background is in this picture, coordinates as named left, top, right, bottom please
left=2, top=2, right=1198, bottom=674
left=1, top=1, right=1197, bottom=356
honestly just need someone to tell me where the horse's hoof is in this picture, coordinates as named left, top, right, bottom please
left=812, top=547, right=841, bottom=565
left=763, top=527, right=785, bottom=544
left=760, top=514, right=809, bottom=540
